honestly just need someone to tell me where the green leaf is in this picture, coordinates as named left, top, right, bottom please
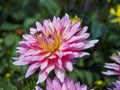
left=93, top=51, right=104, bottom=63
left=69, top=69, right=78, bottom=81
left=23, top=18, right=36, bottom=29
left=0, top=88, right=4, bottom=90
left=74, top=69, right=85, bottom=82
left=4, top=33, right=19, bottom=47
left=0, top=78, right=17, bottom=90
left=84, top=71, right=93, bottom=86
left=11, top=10, right=26, bottom=21
left=1, top=22, right=21, bottom=31
left=39, top=0, right=61, bottom=16
left=91, top=21, right=108, bottom=39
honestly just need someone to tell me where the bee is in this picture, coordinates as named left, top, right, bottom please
left=34, top=31, right=42, bottom=37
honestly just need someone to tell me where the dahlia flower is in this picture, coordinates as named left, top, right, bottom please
left=102, top=51, right=120, bottom=79
left=107, top=80, right=120, bottom=90
left=13, top=13, right=98, bottom=84
left=36, top=77, right=87, bottom=90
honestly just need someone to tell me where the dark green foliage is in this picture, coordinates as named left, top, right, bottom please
left=0, top=78, right=17, bottom=90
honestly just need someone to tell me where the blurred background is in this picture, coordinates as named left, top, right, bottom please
left=0, top=0, right=120, bottom=90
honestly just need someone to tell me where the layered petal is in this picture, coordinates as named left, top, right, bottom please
left=46, top=77, right=87, bottom=90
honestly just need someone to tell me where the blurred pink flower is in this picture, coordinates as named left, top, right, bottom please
left=36, top=77, right=87, bottom=90
left=35, top=86, right=43, bottom=90
left=13, top=13, right=98, bottom=84
left=102, top=51, right=120, bottom=79
left=108, top=80, right=120, bottom=90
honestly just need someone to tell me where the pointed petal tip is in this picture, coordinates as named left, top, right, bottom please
left=13, top=60, right=29, bottom=66
left=36, top=71, right=48, bottom=84
left=91, top=40, right=99, bottom=44
left=25, top=74, right=29, bottom=78
left=13, top=61, right=20, bottom=65
left=95, top=40, right=99, bottom=43
left=36, top=21, right=40, bottom=25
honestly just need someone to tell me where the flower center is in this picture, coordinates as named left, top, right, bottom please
left=36, top=32, right=61, bottom=55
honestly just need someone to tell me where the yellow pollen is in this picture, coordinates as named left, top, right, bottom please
left=38, top=33, right=60, bottom=55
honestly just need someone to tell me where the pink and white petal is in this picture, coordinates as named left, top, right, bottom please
left=44, top=24, right=53, bottom=34
left=67, top=33, right=90, bottom=43
left=55, top=68, right=66, bottom=82
left=62, top=24, right=71, bottom=38
left=56, top=51, right=63, bottom=59
left=53, top=17, right=62, bottom=33
left=23, top=34, right=35, bottom=41
left=64, top=22, right=80, bottom=40
left=46, top=78, right=53, bottom=90
left=36, top=21, right=43, bottom=30
left=24, top=49, right=41, bottom=56
left=24, top=56, right=43, bottom=61
left=78, top=52, right=90, bottom=58
left=43, top=20, right=51, bottom=31
left=71, top=22, right=80, bottom=32
left=30, top=28, right=37, bottom=35
left=12, top=57, right=18, bottom=60
left=80, top=85, right=87, bottom=90
left=65, top=78, right=74, bottom=89
left=104, top=63, right=120, bottom=71
left=48, top=22, right=54, bottom=33
left=102, top=70, right=119, bottom=76
left=25, top=53, right=50, bottom=62
left=69, top=52, right=89, bottom=58
left=78, top=26, right=88, bottom=35
left=37, top=71, right=48, bottom=84
left=113, top=80, right=120, bottom=86
left=46, top=65, right=55, bottom=73
left=19, top=41, right=31, bottom=48
left=118, top=52, right=120, bottom=56
left=74, top=82, right=81, bottom=89
left=64, top=13, right=69, bottom=20
left=61, top=42, right=85, bottom=51
left=62, top=54, right=74, bottom=61
left=64, top=60, right=73, bottom=71
left=83, top=40, right=99, bottom=49
left=52, top=77, right=62, bottom=90
left=16, top=47, right=27, bottom=54
left=49, top=55, right=56, bottom=60
left=61, top=14, right=69, bottom=25
left=62, top=83, right=67, bottom=90
left=13, top=60, right=29, bottom=66
left=55, top=59, right=63, bottom=69
left=69, top=42, right=85, bottom=49
left=35, top=86, right=43, bottom=90
left=25, top=63, right=40, bottom=78
left=40, top=60, right=48, bottom=70
left=112, top=54, right=120, bottom=64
